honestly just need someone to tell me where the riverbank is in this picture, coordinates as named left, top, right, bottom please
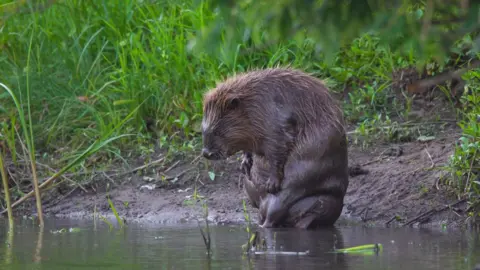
left=9, top=93, right=470, bottom=229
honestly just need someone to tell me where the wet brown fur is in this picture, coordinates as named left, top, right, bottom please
left=201, top=67, right=349, bottom=228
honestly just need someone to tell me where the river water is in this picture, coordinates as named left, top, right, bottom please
left=0, top=218, right=478, bottom=270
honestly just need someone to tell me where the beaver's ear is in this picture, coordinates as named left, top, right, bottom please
left=226, top=97, right=240, bottom=110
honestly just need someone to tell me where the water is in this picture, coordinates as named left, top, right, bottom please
left=0, top=218, right=478, bottom=270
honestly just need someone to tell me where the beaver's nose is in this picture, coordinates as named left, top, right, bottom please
left=201, top=148, right=213, bottom=159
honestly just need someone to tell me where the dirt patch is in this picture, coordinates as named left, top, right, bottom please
left=34, top=151, right=258, bottom=226
left=345, top=135, right=466, bottom=227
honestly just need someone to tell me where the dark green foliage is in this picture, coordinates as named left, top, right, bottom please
left=195, top=0, right=480, bottom=67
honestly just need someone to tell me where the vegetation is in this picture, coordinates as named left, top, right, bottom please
left=197, top=0, right=480, bottom=68
left=0, top=0, right=478, bottom=221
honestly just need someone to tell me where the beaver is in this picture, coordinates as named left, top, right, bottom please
left=201, top=67, right=349, bottom=228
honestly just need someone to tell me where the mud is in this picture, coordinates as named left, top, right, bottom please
left=22, top=120, right=467, bottom=229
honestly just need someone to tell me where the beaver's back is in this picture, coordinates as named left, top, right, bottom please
left=211, top=67, right=344, bottom=135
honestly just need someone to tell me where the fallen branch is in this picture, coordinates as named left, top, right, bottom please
left=35, top=161, right=88, bottom=193
left=360, top=156, right=387, bottom=167
left=424, top=148, right=435, bottom=169
left=164, top=160, right=180, bottom=173
left=346, top=120, right=457, bottom=135
left=0, top=169, right=65, bottom=215
left=110, top=157, right=165, bottom=178
left=0, top=157, right=165, bottom=215
left=402, top=209, right=437, bottom=227
left=385, top=215, right=400, bottom=226
left=402, top=199, right=467, bottom=227
left=160, top=167, right=196, bottom=181
left=46, top=186, right=78, bottom=207
left=356, top=147, right=398, bottom=167
left=190, top=154, right=203, bottom=165
left=406, top=59, right=480, bottom=94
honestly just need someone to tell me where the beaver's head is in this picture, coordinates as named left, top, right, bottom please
left=201, top=84, right=254, bottom=160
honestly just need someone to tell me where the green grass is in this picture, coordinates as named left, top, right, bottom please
left=447, top=70, right=480, bottom=209
left=0, top=0, right=478, bottom=219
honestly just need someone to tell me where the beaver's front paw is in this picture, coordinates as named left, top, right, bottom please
left=240, top=152, right=253, bottom=177
left=265, top=175, right=281, bottom=194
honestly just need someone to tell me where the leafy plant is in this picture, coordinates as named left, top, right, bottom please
left=195, top=0, right=480, bottom=69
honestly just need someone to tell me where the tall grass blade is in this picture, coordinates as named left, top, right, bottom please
left=107, top=196, right=124, bottom=228
left=0, top=150, right=14, bottom=229
left=25, top=25, right=44, bottom=227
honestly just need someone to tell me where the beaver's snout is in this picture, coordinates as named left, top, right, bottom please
left=201, top=148, right=213, bottom=158
left=201, top=148, right=221, bottom=160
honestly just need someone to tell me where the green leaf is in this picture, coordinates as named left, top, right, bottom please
left=415, top=9, right=423, bottom=19
left=208, top=171, right=216, bottom=181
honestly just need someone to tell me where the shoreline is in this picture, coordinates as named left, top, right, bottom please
left=8, top=121, right=472, bottom=231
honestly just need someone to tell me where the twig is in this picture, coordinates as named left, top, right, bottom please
left=60, top=186, right=78, bottom=201
left=0, top=161, right=113, bottom=215
left=164, top=160, right=180, bottom=173
left=161, top=167, right=195, bottom=181
left=402, top=209, right=436, bottom=227
left=0, top=172, right=60, bottom=215
left=196, top=173, right=205, bottom=187
left=1, top=157, right=168, bottom=215
left=6, top=166, right=22, bottom=191
left=402, top=199, right=468, bottom=226
left=35, top=161, right=88, bottom=193
left=407, top=59, right=480, bottom=94
left=190, top=154, right=202, bottom=165
left=102, top=172, right=115, bottom=185
left=237, top=174, right=243, bottom=189
left=346, top=120, right=458, bottom=135
left=47, top=186, right=78, bottom=207
left=111, top=157, right=165, bottom=178
left=424, top=147, right=435, bottom=169
left=434, top=177, right=440, bottom=191
left=14, top=128, right=30, bottom=175
left=409, top=147, right=437, bottom=175
left=466, top=200, right=480, bottom=213
left=438, top=199, right=467, bottom=214
left=385, top=215, right=399, bottom=226
left=360, top=157, right=387, bottom=167
left=16, top=168, right=110, bottom=180
left=361, top=208, right=369, bottom=222
left=360, top=148, right=392, bottom=166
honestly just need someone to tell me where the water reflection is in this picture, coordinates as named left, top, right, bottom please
left=0, top=218, right=478, bottom=270
left=249, top=227, right=347, bottom=270
left=33, top=226, right=44, bottom=264
left=4, top=227, right=13, bottom=265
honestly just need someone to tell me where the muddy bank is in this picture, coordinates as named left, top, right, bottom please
left=20, top=119, right=468, bottom=229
